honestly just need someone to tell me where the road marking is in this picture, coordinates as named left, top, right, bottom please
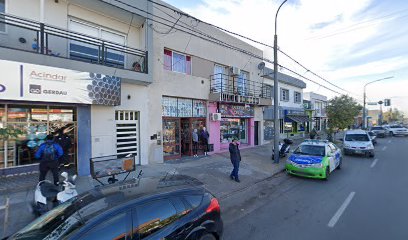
left=388, top=140, right=392, bottom=144
left=382, top=146, right=387, bottom=151
left=328, top=192, right=355, bottom=228
left=370, top=158, right=379, bottom=168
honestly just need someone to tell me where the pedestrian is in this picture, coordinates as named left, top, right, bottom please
left=229, top=138, right=241, bottom=182
left=35, top=134, right=64, bottom=186
left=55, top=127, right=72, bottom=167
left=310, top=128, right=317, bottom=139
left=192, top=129, right=199, bottom=157
left=201, top=126, right=210, bottom=156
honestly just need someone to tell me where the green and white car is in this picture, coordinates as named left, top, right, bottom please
left=285, top=140, right=342, bottom=180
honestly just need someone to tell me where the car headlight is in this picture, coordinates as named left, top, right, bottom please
left=366, top=143, right=374, bottom=149
left=286, top=159, right=293, bottom=165
left=309, top=163, right=323, bottom=168
left=344, top=144, right=351, bottom=148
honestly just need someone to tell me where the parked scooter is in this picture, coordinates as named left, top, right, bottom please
left=33, top=172, right=77, bottom=215
left=272, top=138, right=294, bottom=160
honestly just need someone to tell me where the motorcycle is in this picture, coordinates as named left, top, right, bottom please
left=33, top=172, right=77, bottom=215
left=272, top=138, right=293, bottom=160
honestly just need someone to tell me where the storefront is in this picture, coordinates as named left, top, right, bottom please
left=283, top=108, right=309, bottom=136
left=0, top=59, right=120, bottom=175
left=162, top=96, right=207, bottom=160
left=210, top=103, right=254, bottom=150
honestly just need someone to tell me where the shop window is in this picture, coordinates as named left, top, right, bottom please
left=163, top=49, right=191, bottom=75
left=163, top=118, right=180, bottom=157
left=294, top=91, right=301, bottom=103
left=263, top=120, right=274, bottom=140
left=281, top=88, right=289, bottom=102
left=0, top=0, right=5, bottom=32
left=162, top=97, right=206, bottom=118
left=220, top=118, right=247, bottom=144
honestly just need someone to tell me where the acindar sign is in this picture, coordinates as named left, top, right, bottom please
left=0, top=59, right=121, bottom=106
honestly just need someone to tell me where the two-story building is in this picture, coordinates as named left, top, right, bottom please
left=303, top=92, right=328, bottom=131
left=0, top=0, right=153, bottom=175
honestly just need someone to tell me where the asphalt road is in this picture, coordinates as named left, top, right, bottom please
left=221, top=136, right=408, bottom=240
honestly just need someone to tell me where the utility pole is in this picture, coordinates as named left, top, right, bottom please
left=273, top=0, right=287, bottom=163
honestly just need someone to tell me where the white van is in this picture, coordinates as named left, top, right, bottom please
left=343, top=130, right=375, bottom=158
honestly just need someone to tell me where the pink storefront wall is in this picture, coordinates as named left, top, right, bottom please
left=208, top=102, right=255, bottom=153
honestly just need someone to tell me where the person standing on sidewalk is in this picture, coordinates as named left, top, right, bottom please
left=35, top=134, right=64, bottom=186
left=229, top=138, right=241, bottom=182
left=55, top=127, right=72, bottom=167
left=192, top=129, right=199, bottom=157
left=201, top=126, right=210, bottom=156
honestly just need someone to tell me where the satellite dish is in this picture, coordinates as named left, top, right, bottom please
left=258, top=62, right=265, bottom=70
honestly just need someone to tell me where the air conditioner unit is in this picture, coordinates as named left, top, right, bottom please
left=230, top=66, right=240, bottom=76
left=211, top=113, right=222, bottom=121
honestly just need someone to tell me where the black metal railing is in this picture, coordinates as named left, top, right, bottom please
left=0, top=13, right=148, bottom=73
left=210, top=73, right=272, bottom=99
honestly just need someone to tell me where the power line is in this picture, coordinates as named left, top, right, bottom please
left=148, top=0, right=356, bottom=96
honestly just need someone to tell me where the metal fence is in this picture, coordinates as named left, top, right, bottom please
left=210, top=73, right=272, bottom=99
left=0, top=13, right=148, bottom=73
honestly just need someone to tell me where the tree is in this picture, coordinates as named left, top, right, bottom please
left=326, top=95, right=362, bottom=140
left=383, top=108, right=404, bottom=123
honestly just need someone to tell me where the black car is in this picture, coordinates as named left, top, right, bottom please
left=8, top=175, right=223, bottom=240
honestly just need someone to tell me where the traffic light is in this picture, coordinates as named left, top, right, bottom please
left=384, top=99, right=391, bottom=106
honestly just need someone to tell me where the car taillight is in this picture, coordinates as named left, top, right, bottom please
left=206, top=198, right=220, bottom=213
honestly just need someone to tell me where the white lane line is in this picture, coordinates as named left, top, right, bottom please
left=381, top=146, right=387, bottom=151
left=388, top=140, right=392, bottom=144
left=328, top=192, right=356, bottom=228
left=370, top=158, right=379, bottom=168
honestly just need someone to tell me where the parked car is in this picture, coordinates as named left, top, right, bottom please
left=368, top=131, right=377, bottom=145
left=285, top=139, right=342, bottom=180
left=343, top=129, right=375, bottom=158
left=7, top=175, right=223, bottom=240
left=388, top=125, right=408, bottom=136
left=370, top=126, right=387, bottom=138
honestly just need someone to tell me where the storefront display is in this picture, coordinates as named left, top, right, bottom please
left=220, top=118, right=248, bottom=143
left=162, top=118, right=180, bottom=158
left=264, top=120, right=274, bottom=140
left=0, top=104, right=77, bottom=169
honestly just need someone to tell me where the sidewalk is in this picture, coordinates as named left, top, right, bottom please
left=0, top=138, right=305, bottom=237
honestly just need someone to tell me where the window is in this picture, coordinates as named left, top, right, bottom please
left=281, top=88, right=289, bottom=101
left=238, top=71, right=249, bottom=95
left=79, top=212, right=129, bottom=240
left=213, top=64, right=228, bottom=93
left=0, top=0, right=5, bottom=32
left=184, top=195, right=203, bottom=209
left=134, top=199, right=178, bottom=239
left=163, top=49, right=192, bottom=75
left=69, top=19, right=126, bottom=68
left=262, top=84, right=273, bottom=99
left=294, top=92, right=301, bottom=103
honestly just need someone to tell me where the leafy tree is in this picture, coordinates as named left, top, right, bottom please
left=326, top=95, right=362, bottom=140
left=383, top=108, right=404, bottom=123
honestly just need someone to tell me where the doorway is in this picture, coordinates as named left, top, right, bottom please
left=181, top=118, right=206, bottom=157
left=254, top=121, right=259, bottom=145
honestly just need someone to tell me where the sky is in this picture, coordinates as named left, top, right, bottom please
left=162, top=0, right=408, bottom=115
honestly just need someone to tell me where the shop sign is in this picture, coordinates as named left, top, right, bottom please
left=0, top=59, right=121, bottom=106
left=219, top=104, right=254, bottom=118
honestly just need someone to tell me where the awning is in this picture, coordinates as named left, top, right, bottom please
left=285, top=115, right=310, bottom=123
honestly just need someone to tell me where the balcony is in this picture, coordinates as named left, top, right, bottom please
left=209, top=73, right=272, bottom=106
left=0, top=13, right=148, bottom=73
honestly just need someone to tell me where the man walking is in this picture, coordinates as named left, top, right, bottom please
left=35, top=134, right=64, bottom=186
left=55, top=128, right=72, bottom=167
left=229, top=138, right=241, bottom=182
left=201, top=126, right=210, bottom=156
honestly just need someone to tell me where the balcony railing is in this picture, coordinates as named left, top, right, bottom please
left=0, top=13, right=148, bottom=73
left=210, top=73, right=272, bottom=99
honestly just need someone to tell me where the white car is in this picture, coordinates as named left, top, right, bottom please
left=388, top=125, right=408, bottom=136
left=343, top=129, right=375, bottom=158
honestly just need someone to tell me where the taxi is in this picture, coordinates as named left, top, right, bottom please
left=285, top=139, right=342, bottom=180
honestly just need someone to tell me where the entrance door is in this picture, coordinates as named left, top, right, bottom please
left=181, top=118, right=191, bottom=156
left=254, top=121, right=259, bottom=145
left=163, top=118, right=181, bottom=160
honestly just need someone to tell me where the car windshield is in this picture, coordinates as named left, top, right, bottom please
left=294, top=145, right=325, bottom=156
left=345, top=134, right=370, bottom=141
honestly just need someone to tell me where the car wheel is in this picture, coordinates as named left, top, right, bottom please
left=336, top=158, right=342, bottom=170
left=324, top=167, right=330, bottom=181
left=369, top=153, right=375, bottom=158
left=343, top=149, right=348, bottom=156
left=199, top=233, right=216, bottom=240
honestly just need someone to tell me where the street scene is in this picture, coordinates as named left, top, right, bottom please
left=1, top=0, right=408, bottom=239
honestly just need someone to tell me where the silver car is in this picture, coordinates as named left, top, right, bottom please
left=370, top=126, right=386, bottom=138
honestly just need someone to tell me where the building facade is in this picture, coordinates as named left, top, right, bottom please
left=0, top=0, right=153, bottom=175
left=303, top=92, right=328, bottom=132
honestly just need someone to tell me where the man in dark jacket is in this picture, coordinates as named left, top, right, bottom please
left=201, top=127, right=210, bottom=156
left=55, top=128, right=72, bottom=166
left=229, top=138, right=241, bottom=182
left=35, top=134, right=64, bottom=185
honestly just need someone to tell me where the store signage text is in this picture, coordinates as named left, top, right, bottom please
left=0, top=84, right=5, bottom=93
left=219, top=104, right=254, bottom=118
left=29, top=70, right=67, bottom=82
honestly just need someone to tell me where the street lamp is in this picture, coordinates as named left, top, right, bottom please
left=273, top=0, right=288, bottom=163
left=362, top=76, right=393, bottom=129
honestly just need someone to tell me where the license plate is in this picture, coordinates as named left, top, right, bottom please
left=355, top=150, right=362, bottom=154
